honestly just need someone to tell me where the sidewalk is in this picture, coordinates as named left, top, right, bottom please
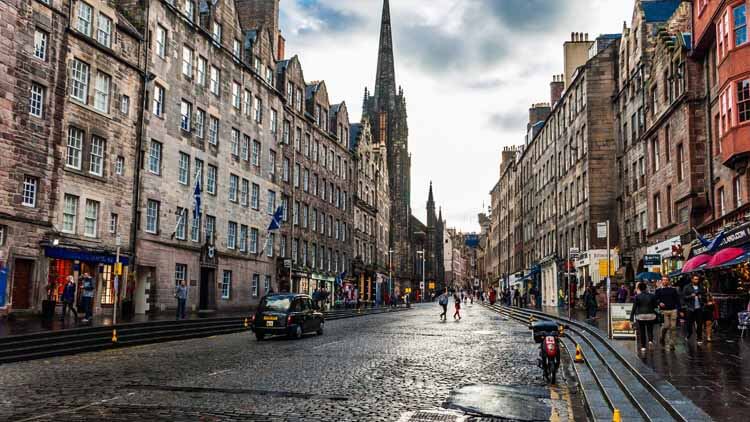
left=531, top=304, right=750, bottom=421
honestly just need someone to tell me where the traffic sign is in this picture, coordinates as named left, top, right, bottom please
left=419, top=281, right=425, bottom=289
left=597, top=222, right=608, bottom=239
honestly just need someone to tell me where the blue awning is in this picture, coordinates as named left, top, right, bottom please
left=44, top=246, right=129, bottom=265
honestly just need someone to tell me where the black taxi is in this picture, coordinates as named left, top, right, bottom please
left=251, top=293, right=324, bottom=341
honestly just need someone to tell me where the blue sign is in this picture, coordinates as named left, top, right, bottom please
left=0, top=267, right=7, bottom=307
left=44, top=246, right=129, bottom=265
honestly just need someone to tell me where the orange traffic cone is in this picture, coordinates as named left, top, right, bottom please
left=612, top=408, right=621, bottom=422
left=574, top=344, right=584, bottom=363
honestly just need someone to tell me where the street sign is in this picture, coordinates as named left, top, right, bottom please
left=419, top=281, right=425, bottom=289
left=284, top=259, right=292, bottom=268
left=643, top=254, right=662, bottom=266
left=597, top=222, right=608, bottom=239
left=569, top=247, right=580, bottom=260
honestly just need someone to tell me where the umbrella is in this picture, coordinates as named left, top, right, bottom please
left=706, top=247, right=748, bottom=269
left=682, top=254, right=712, bottom=273
left=635, top=272, right=662, bottom=281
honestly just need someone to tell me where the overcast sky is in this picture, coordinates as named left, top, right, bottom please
left=279, top=0, right=634, bottom=233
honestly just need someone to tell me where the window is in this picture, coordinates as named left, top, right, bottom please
left=227, top=221, right=237, bottom=249
left=77, top=2, right=93, bottom=36
left=175, top=207, right=187, bottom=240
left=264, top=275, right=271, bottom=293
left=149, top=140, right=162, bottom=174
left=22, top=176, right=37, bottom=207
left=270, top=109, right=278, bottom=134
left=267, top=234, right=274, bottom=257
left=152, top=84, right=164, bottom=117
left=233, top=39, right=241, bottom=61
left=206, top=215, right=215, bottom=241
left=182, top=46, right=193, bottom=77
left=239, top=224, right=247, bottom=252
left=62, top=194, right=78, bottom=233
left=29, top=83, right=45, bottom=117
left=240, top=178, right=249, bottom=207
left=243, top=90, right=251, bottom=116
left=208, top=116, right=219, bottom=145
left=89, top=136, right=105, bottom=176
left=265, top=66, right=273, bottom=85
left=666, top=186, right=673, bottom=223
left=93, top=72, right=111, bottom=112
left=70, top=59, right=90, bottom=103
left=719, top=187, right=727, bottom=216
left=735, top=4, right=747, bottom=46
left=296, top=88, right=303, bottom=112
left=229, top=174, right=239, bottom=202
left=120, top=95, right=130, bottom=115
left=282, top=157, right=290, bottom=182
left=195, top=109, right=205, bottom=138
left=294, top=163, right=301, bottom=188
left=269, top=149, right=276, bottom=178
left=81, top=199, right=99, bottom=237
left=175, top=264, right=187, bottom=287
left=231, top=128, right=240, bottom=157
left=294, top=201, right=300, bottom=226
left=293, top=127, right=300, bottom=149
left=254, top=96, right=262, bottom=123
left=267, top=190, right=276, bottom=214
left=155, top=25, right=166, bottom=58
left=146, top=199, right=159, bottom=233
left=252, top=274, right=259, bottom=297
left=210, top=66, right=220, bottom=96
left=212, top=21, right=222, bottom=45
left=191, top=213, right=201, bottom=242
left=34, top=30, right=47, bottom=61
left=280, top=235, right=287, bottom=258
left=735, top=177, right=743, bottom=208
left=232, top=81, right=241, bottom=109
left=97, top=13, right=112, bottom=47
left=652, top=138, right=660, bottom=172
left=185, top=0, right=194, bottom=21
left=109, top=213, right=118, bottom=234
left=180, top=100, right=192, bottom=131
left=241, top=135, right=249, bottom=161
left=178, top=152, right=190, bottom=185
left=251, top=183, right=260, bottom=209
left=221, top=270, right=231, bottom=299
left=303, top=168, right=309, bottom=192
left=677, top=144, right=684, bottom=182
left=250, top=228, right=259, bottom=254
left=115, top=156, right=124, bottom=175
left=197, top=56, right=207, bottom=86
left=251, top=140, right=261, bottom=166
left=739, top=79, right=750, bottom=122
left=207, top=165, right=217, bottom=194
left=66, top=127, right=84, bottom=169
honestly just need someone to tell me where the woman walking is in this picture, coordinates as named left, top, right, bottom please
left=630, top=282, right=658, bottom=352
left=453, top=293, right=462, bottom=320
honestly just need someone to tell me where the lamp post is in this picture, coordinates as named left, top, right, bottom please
left=417, top=249, right=425, bottom=303
left=388, top=249, right=394, bottom=301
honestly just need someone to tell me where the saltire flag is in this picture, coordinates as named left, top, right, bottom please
left=692, top=227, right=726, bottom=253
left=193, top=174, right=202, bottom=220
left=267, top=206, right=284, bottom=231
left=335, top=270, right=347, bottom=286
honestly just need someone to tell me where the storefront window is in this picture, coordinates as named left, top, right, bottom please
left=100, top=265, right=114, bottom=305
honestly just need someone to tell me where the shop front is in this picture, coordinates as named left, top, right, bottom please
left=44, top=246, right=130, bottom=317
left=574, top=249, right=618, bottom=296
left=646, top=236, right=684, bottom=276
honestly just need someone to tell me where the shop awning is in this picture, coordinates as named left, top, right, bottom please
left=636, top=271, right=661, bottom=281
left=706, top=247, right=750, bottom=270
left=706, top=247, right=745, bottom=269
left=682, top=253, right=712, bottom=273
left=44, top=246, right=129, bottom=265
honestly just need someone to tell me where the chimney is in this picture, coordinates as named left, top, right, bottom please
left=236, top=0, right=281, bottom=57
left=563, top=31, right=594, bottom=88
left=528, top=103, right=551, bottom=132
left=550, top=74, right=564, bottom=106
left=277, top=33, right=286, bottom=61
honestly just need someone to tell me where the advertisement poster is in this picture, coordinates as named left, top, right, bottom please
left=610, top=303, right=636, bottom=338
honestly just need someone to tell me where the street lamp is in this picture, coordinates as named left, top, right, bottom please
left=416, top=249, right=425, bottom=303
left=388, top=249, right=394, bottom=301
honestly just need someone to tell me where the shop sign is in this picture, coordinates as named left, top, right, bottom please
left=428, top=282, right=435, bottom=289
left=692, top=222, right=750, bottom=255
left=597, top=222, right=608, bottom=239
left=598, top=259, right=615, bottom=277
left=610, top=303, right=636, bottom=338
left=44, top=246, right=129, bottom=265
left=643, top=254, right=662, bottom=266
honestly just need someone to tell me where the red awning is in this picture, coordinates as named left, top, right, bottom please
left=706, top=247, right=746, bottom=269
left=682, top=254, right=712, bottom=272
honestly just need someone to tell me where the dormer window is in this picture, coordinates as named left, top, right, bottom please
left=315, top=104, right=321, bottom=126
left=287, top=81, right=294, bottom=101
left=296, top=88, right=303, bottom=112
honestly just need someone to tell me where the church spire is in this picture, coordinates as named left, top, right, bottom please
left=427, top=181, right=435, bottom=208
left=374, top=0, right=396, bottom=110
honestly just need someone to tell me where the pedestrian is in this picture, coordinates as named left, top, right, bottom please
left=583, top=285, right=598, bottom=319
left=655, top=276, right=680, bottom=350
left=616, top=283, right=629, bottom=303
left=453, top=293, right=461, bottom=320
left=681, top=274, right=706, bottom=344
left=630, top=282, right=658, bottom=352
left=61, top=276, right=78, bottom=321
left=175, top=280, right=187, bottom=320
left=558, top=288, right=565, bottom=308
left=703, top=292, right=717, bottom=342
left=438, top=290, right=449, bottom=321
left=80, top=272, right=95, bottom=323
left=512, top=287, right=520, bottom=307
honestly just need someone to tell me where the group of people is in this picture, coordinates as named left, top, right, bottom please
left=58, top=273, right=96, bottom=323
left=630, top=274, right=717, bottom=352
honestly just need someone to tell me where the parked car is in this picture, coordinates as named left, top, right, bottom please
left=252, top=293, right=324, bottom=341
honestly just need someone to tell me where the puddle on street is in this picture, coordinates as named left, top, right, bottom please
left=445, top=384, right=574, bottom=421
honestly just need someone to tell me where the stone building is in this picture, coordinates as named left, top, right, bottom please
left=0, top=0, right=142, bottom=314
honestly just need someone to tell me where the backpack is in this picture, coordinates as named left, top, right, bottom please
left=439, top=295, right=448, bottom=305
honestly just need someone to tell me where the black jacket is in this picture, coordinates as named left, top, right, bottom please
left=680, top=283, right=706, bottom=310
left=654, top=287, right=680, bottom=311
left=630, top=292, right=657, bottom=322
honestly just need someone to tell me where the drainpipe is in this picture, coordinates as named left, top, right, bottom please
left=703, top=47, right=715, bottom=226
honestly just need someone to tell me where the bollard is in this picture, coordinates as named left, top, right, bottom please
left=612, top=408, right=621, bottom=422
left=111, top=329, right=118, bottom=343
left=574, top=344, right=584, bottom=363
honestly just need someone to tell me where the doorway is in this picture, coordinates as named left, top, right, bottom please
left=11, top=259, right=34, bottom=309
left=199, top=267, right=215, bottom=310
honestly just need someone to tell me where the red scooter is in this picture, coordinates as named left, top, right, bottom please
left=532, top=321, right=562, bottom=384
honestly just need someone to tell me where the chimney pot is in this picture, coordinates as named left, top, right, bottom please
left=585, top=33, right=589, bottom=41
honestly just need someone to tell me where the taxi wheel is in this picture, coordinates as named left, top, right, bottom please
left=255, top=332, right=265, bottom=341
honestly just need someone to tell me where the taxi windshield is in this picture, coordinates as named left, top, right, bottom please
left=259, top=297, right=292, bottom=312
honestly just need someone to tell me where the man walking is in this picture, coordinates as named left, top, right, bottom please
left=583, top=285, right=598, bottom=319
left=438, top=290, right=449, bottom=321
left=682, top=275, right=706, bottom=344
left=655, top=276, right=680, bottom=349
left=175, top=280, right=188, bottom=320
left=61, top=276, right=78, bottom=321
left=80, top=272, right=95, bottom=323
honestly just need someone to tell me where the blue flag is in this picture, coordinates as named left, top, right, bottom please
left=193, top=177, right=202, bottom=220
left=335, top=270, right=347, bottom=285
left=267, top=206, right=284, bottom=231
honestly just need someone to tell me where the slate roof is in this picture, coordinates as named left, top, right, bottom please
left=642, top=0, right=681, bottom=23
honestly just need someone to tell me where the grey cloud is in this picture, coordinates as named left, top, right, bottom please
left=463, top=78, right=506, bottom=90
left=479, top=0, right=570, bottom=32
left=290, top=1, right=367, bottom=36
left=486, top=111, right=527, bottom=131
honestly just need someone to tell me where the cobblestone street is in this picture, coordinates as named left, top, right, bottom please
left=0, top=304, right=579, bottom=421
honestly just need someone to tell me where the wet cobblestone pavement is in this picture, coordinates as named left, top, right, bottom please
left=0, top=303, right=580, bottom=421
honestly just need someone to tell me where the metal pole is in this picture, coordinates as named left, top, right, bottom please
left=289, top=139, right=295, bottom=293
left=606, top=220, right=611, bottom=339
left=422, top=252, right=425, bottom=303
left=113, top=240, right=120, bottom=326
left=567, top=248, right=571, bottom=320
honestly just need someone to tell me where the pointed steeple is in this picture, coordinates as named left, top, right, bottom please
left=427, top=181, right=435, bottom=210
left=438, top=207, right=443, bottom=223
left=374, top=0, right=397, bottom=111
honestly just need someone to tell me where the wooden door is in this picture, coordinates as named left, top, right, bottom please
left=11, top=259, right=33, bottom=309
